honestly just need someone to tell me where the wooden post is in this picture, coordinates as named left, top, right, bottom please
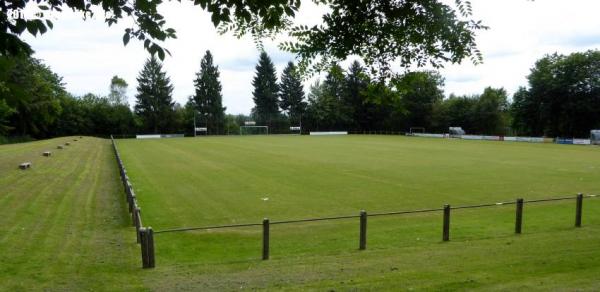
left=147, top=227, right=155, bottom=268
left=575, top=193, right=583, bottom=227
left=140, top=227, right=155, bottom=268
left=442, top=204, right=450, bottom=242
left=140, top=228, right=149, bottom=268
left=134, top=207, right=141, bottom=243
left=128, top=194, right=135, bottom=214
left=262, top=218, right=270, bottom=260
left=359, top=210, right=367, bottom=250
left=515, top=198, right=524, bottom=234
left=131, top=205, right=137, bottom=226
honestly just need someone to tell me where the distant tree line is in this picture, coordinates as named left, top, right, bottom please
left=1, top=49, right=599, bottom=143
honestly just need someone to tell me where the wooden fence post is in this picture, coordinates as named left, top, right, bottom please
left=140, top=227, right=149, bottom=268
left=131, top=205, right=137, bottom=226
left=262, top=218, right=269, bottom=260
left=134, top=207, right=141, bottom=243
left=515, top=198, right=524, bottom=234
left=127, top=190, right=134, bottom=213
left=575, top=193, right=583, bottom=227
left=359, top=210, right=367, bottom=250
left=147, top=227, right=155, bottom=268
left=140, top=227, right=155, bottom=268
left=442, top=204, right=450, bottom=242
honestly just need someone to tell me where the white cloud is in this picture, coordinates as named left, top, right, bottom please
left=21, top=0, right=600, bottom=113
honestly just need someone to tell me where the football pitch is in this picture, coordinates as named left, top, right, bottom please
left=115, top=135, right=600, bottom=288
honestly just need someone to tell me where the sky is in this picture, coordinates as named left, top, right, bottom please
left=20, top=0, right=600, bottom=115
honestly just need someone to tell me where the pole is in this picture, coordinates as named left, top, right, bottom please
left=140, top=227, right=149, bottom=268
left=575, top=193, right=583, bottom=227
left=359, top=210, right=367, bottom=250
left=147, top=227, right=155, bottom=268
left=515, top=198, right=523, bottom=234
left=262, top=218, right=270, bottom=260
left=193, top=111, right=196, bottom=137
left=442, top=204, right=450, bottom=242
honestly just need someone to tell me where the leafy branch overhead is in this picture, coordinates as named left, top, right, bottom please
left=1, top=0, right=484, bottom=76
left=280, top=0, right=487, bottom=78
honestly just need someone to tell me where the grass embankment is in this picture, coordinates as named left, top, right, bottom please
left=0, top=137, right=141, bottom=291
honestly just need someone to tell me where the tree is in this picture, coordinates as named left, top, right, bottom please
left=134, top=56, right=175, bottom=133
left=279, top=61, right=306, bottom=125
left=344, top=61, right=373, bottom=130
left=108, top=76, right=129, bottom=106
left=511, top=86, right=541, bottom=136
left=304, top=64, right=351, bottom=130
left=193, top=50, right=226, bottom=135
left=282, top=0, right=486, bottom=78
left=471, top=87, right=509, bottom=135
left=0, top=98, right=14, bottom=135
left=251, top=51, right=279, bottom=127
left=2, top=0, right=484, bottom=78
left=304, top=80, right=327, bottom=131
left=393, top=71, right=445, bottom=131
left=432, top=94, right=477, bottom=133
left=0, top=55, right=64, bottom=137
left=322, top=63, right=351, bottom=129
left=512, top=50, right=600, bottom=137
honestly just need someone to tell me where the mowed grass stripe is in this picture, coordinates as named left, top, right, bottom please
left=0, top=137, right=142, bottom=290
left=0, top=139, right=96, bottom=244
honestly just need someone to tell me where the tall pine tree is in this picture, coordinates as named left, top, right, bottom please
left=193, top=50, right=226, bottom=135
left=322, top=63, right=350, bottom=129
left=252, top=51, right=279, bottom=127
left=344, top=61, right=373, bottom=130
left=279, top=61, right=306, bottom=126
left=134, top=56, right=175, bottom=134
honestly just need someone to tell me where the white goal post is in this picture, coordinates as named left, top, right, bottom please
left=240, top=126, right=269, bottom=135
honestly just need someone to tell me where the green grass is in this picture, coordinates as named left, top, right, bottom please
left=0, top=137, right=142, bottom=291
left=2, top=135, right=600, bottom=291
left=116, top=135, right=600, bottom=290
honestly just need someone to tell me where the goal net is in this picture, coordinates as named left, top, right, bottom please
left=240, top=126, right=269, bottom=135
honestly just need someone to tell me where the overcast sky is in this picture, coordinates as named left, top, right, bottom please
left=21, top=0, right=600, bottom=114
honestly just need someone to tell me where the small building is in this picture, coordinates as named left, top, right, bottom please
left=449, top=127, right=465, bottom=137
left=591, top=130, right=600, bottom=145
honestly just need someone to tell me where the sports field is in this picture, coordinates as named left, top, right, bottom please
left=3, top=135, right=600, bottom=290
left=116, top=135, right=600, bottom=289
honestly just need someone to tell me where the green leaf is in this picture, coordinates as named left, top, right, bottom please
left=45, top=20, right=53, bottom=29
left=13, top=19, right=27, bottom=34
left=36, top=20, right=47, bottom=34
left=157, top=47, right=165, bottom=60
left=211, top=12, right=221, bottom=26
left=123, top=33, right=130, bottom=45
left=26, top=21, right=39, bottom=36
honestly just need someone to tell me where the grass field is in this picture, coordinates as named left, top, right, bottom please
left=0, top=137, right=142, bottom=290
left=2, top=135, right=600, bottom=291
left=116, top=135, right=600, bottom=290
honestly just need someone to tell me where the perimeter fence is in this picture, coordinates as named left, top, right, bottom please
left=111, top=135, right=154, bottom=268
